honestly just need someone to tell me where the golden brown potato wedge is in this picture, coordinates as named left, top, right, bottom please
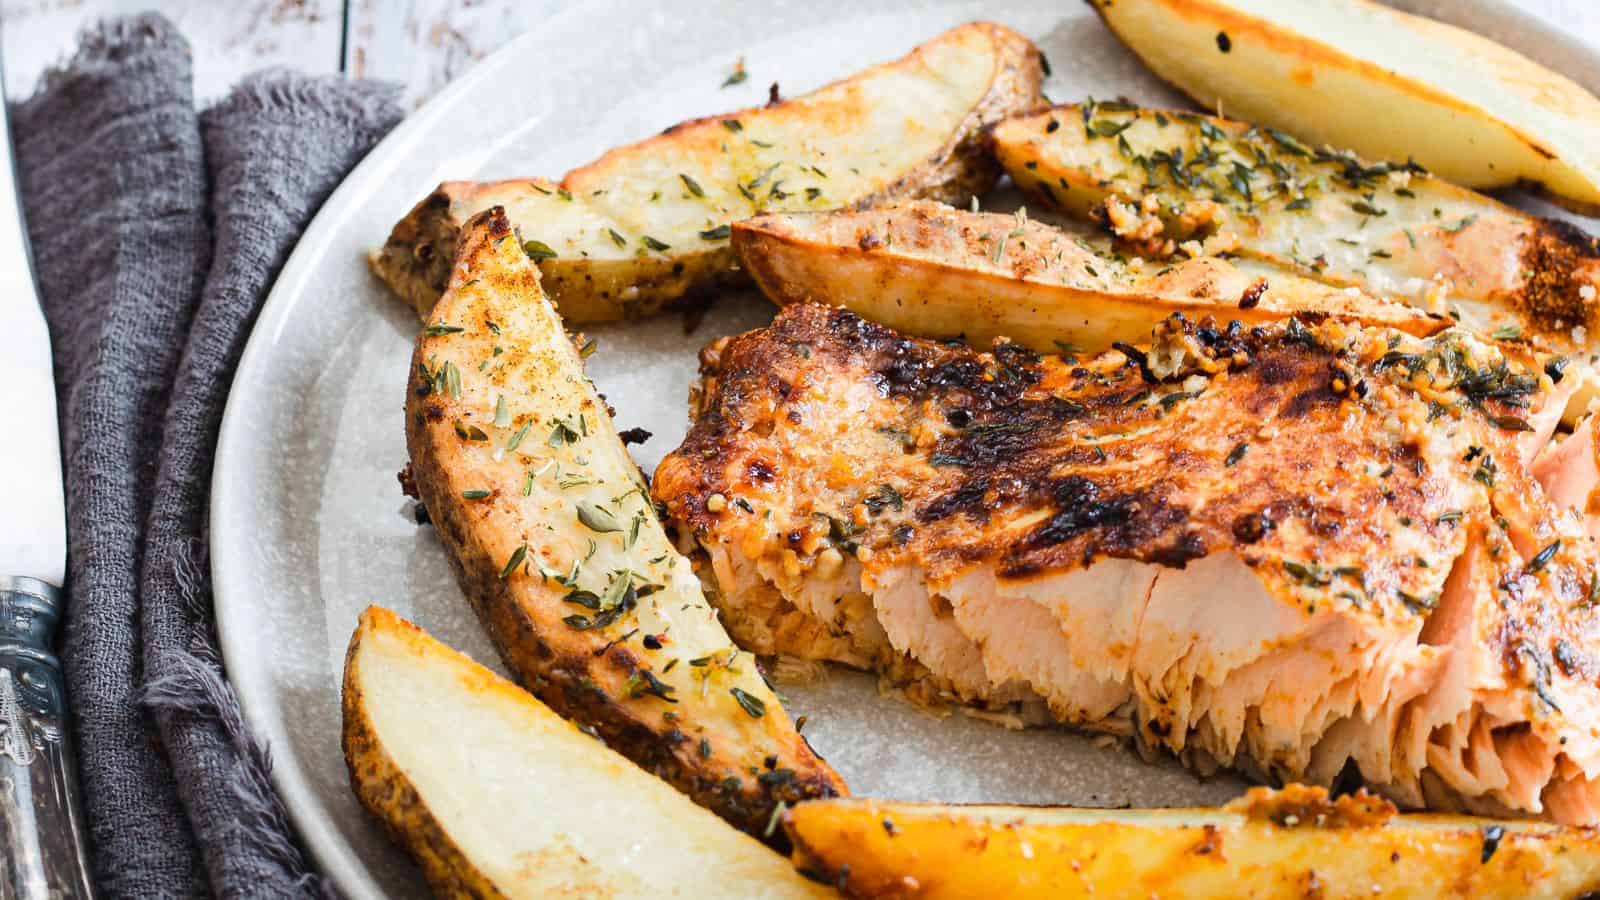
left=1088, top=0, right=1600, bottom=213
left=342, top=606, right=832, bottom=899
left=733, top=201, right=1446, bottom=354
left=404, top=207, right=844, bottom=842
left=373, top=21, right=1044, bottom=323
left=990, top=102, right=1600, bottom=353
left=785, top=785, right=1600, bottom=899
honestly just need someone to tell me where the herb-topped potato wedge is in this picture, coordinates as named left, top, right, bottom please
left=404, top=207, right=845, bottom=842
left=784, top=785, right=1600, bottom=899
left=374, top=21, right=1045, bottom=323
left=733, top=201, right=1447, bottom=354
left=342, top=606, right=832, bottom=899
left=1088, top=0, right=1600, bottom=214
left=990, top=102, right=1600, bottom=354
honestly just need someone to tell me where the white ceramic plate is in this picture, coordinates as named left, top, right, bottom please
left=211, top=2, right=1600, bottom=896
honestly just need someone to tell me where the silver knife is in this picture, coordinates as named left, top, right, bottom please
left=0, top=60, right=97, bottom=900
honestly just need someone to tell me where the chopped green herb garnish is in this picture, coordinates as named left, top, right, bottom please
left=424, top=324, right=464, bottom=336
left=1527, top=540, right=1561, bottom=574
left=748, top=163, right=780, bottom=191
left=440, top=360, right=462, bottom=398
left=499, top=544, right=528, bottom=579
left=1087, top=118, right=1132, bottom=138
left=864, top=483, right=904, bottom=514
left=1487, top=414, right=1533, bottom=432
left=679, top=173, right=705, bottom=197
left=522, top=239, right=558, bottom=261
left=640, top=234, right=671, bottom=252
left=1399, top=590, right=1438, bottom=614
left=577, top=502, right=624, bottom=533
left=548, top=416, right=582, bottom=447
left=729, top=686, right=767, bottom=719
left=764, top=801, right=788, bottom=839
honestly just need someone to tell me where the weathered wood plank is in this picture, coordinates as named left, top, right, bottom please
left=343, top=0, right=569, bottom=108
left=6, top=1, right=1598, bottom=107
left=2, top=0, right=344, bottom=100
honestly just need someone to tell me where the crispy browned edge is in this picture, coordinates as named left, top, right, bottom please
left=781, top=787, right=1600, bottom=899
left=403, top=207, right=844, bottom=845
left=986, top=102, right=1600, bottom=341
left=1085, top=0, right=1600, bottom=217
left=370, top=21, right=1046, bottom=322
left=730, top=210, right=1450, bottom=339
left=342, top=606, right=510, bottom=900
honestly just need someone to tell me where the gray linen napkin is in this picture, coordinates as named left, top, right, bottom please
left=11, top=14, right=402, bottom=897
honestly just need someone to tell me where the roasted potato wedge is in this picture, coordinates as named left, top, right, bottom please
left=404, top=207, right=844, bottom=842
left=373, top=21, right=1044, bottom=323
left=991, top=102, right=1600, bottom=352
left=342, top=606, right=832, bottom=899
left=733, top=201, right=1445, bottom=354
left=785, top=785, right=1600, bottom=899
left=1088, top=0, right=1600, bottom=214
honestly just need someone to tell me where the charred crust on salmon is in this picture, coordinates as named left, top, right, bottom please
left=655, top=302, right=1600, bottom=824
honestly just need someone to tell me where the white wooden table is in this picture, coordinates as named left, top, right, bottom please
left=5, top=1, right=1598, bottom=108
left=0, top=0, right=568, bottom=107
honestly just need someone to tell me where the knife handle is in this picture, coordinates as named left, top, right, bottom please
left=0, top=577, right=95, bottom=899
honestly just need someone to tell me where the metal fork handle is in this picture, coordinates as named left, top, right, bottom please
left=0, top=576, right=94, bottom=899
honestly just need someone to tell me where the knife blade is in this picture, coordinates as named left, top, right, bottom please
left=0, top=57, right=96, bottom=899
left=0, top=64, right=64, bottom=588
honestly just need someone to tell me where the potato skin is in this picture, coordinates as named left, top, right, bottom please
left=371, top=21, right=1045, bottom=323
left=733, top=202, right=1444, bottom=356
left=342, top=611, right=510, bottom=900
left=784, top=788, right=1600, bottom=899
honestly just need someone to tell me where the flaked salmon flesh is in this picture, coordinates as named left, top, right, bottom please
left=654, top=303, right=1600, bottom=823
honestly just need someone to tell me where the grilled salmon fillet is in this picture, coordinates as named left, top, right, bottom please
left=654, top=303, right=1600, bottom=823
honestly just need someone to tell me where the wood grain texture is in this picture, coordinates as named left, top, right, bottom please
left=343, top=0, right=567, bottom=108
left=1, top=0, right=344, bottom=100
left=3, top=2, right=1598, bottom=106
